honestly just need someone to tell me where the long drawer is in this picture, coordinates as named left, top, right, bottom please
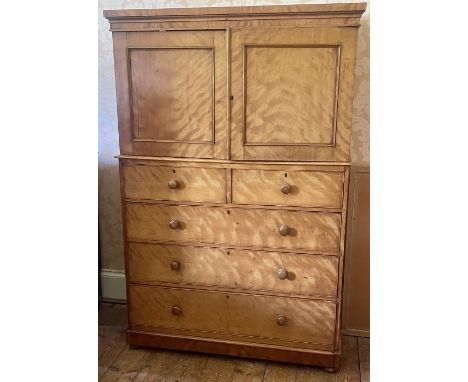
left=129, top=285, right=336, bottom=350
left=123, top=164, right=226, bottom=203
left=232, top=168, right=343, bottom=208
left=126, top=204, right=341, bottom=252
left=128, top=242, right=338, bottom=298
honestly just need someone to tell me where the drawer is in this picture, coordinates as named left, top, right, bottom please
left=122, top=164, right=226, bottom=203
left=128, top=243, right=338, bottom=297
left=232, top=169, right=343, bottom=208
left=129, top=285, right=336, bottom=349
left=126, top=204, right=341, bottom=252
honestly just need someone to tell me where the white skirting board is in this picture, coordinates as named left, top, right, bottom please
left=100, top=269, right=126, bottom=301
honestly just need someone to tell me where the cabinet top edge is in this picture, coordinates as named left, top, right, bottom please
left=103, top=3, right=367, bottom=22
left=116, top=155, right=351, bottom=167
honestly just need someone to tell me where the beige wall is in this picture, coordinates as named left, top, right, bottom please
left=98, top=0, right=370, bottom=270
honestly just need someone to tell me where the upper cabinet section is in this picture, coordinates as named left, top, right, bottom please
left=111, top=30, right=228, bottom=159
left=105, top=3, right=366, bottom=162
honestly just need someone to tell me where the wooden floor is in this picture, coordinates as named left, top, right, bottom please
left=99, top=303, right=369, bottom=382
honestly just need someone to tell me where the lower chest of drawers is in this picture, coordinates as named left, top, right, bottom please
left=119, top=158, right=349, bottom=364
left=129, top=284, right=336, bottom=351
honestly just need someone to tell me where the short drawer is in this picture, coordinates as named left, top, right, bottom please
left=126, top=204, right=341, bottom=252
left=122, top=164, right=226, bottom=203
left=232, top=169, right=343, bottom=208
left=128, top=242, right=338, bottom=298
left=129, top=285, right=336, bottom=349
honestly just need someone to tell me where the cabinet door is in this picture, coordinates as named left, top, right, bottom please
left=112, top=30, right=228, bottom=159
left=231, top=28, right=357, bottom=162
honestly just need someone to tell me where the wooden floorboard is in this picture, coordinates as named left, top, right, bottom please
left=99, top=303, right=129, bottom=379
left=98, top=303, right=367, bottom=381
left=358, top=337, right=370, bottom=382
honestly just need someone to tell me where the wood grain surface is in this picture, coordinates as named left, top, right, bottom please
left=99, top=303, right=368, bottom=380
left=230, top=27, right=358, bottom=162
left=118, top=156, right=350, bottom=168
left=129, top=285, right=336, bottom=350
left=112, top=30, right=229, bottom=159
left=104, top=3, right=367, bottom=22
left=125, top=203, right=342, bottom=252
left=130, top=48, right=214, bottom=143
left=244, top=45, right=338, bottom=146
left=358, top=337, right=370, bottom=382
left=98, top=303, right=128, bottom=379
left=232, top=168, right=343, bottom=208
left=127, top=242, right=339, bottom=298
left=123, top=164, right=226, bottom=203
left=343, top=168, right=370, bottom=336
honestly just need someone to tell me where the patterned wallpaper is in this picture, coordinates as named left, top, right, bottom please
left=98, top=0, right=370, bottom=270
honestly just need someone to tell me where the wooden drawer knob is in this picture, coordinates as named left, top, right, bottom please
left=171, top=305, right=181, bottom=315
left=280, top=182, right=292, bottom=194
left=277, top=268, right=288, bottom=280
left=170, top=261, right=180, bottom=270
left=168, top=179, right=179, bottom=189
left=276, top=314, right=287, bottom=326
left=279, top=224, right=290, bottom=236
left=169, top=219, right=179, bottom=229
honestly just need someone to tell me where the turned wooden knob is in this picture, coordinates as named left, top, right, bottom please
left=277, top=314, right=287, bottom=326
left=281, top=182, right=292, bottom=194
left=170, top=261, right=180, bottom=270
left=171, top=305, right=181, bottom=315
left=279, top=224, right=290, bottom=236
left=168, top=179, right=179, bottom=189
left=169, top=219, right=179, bottom=229
left=277, top=268, right=288, bottom=280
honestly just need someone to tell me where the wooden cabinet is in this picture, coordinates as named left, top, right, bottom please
left=105, top=2, right=366, bottom=371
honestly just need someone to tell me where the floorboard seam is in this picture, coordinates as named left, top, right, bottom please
left=357, top=337, right=362, bottom=382
left=261, top=361, right=268, bottom=382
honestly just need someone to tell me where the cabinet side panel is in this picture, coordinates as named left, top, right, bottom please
left=112, top=32, right=133, bottom=154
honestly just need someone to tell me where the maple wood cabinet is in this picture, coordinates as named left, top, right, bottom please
left=105, top=2, right=366, bottom=371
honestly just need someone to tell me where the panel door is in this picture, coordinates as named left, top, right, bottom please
left=230, top=27, right=358, bottom=161
left=112, top=30, right=228, bottom=159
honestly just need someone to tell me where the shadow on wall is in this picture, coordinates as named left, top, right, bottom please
left=98, top=161, right=124, bottom=270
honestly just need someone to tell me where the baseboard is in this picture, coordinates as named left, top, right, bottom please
left=101, top=269, right=127, bottom=301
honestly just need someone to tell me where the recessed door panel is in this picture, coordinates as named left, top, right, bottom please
left=231, top=27, right=358, bottom=161
left=130, top=48, right=214, bottom=143
left=112, top=30, right=228, bottom=159
left=245, top=45, right=338, bottom=146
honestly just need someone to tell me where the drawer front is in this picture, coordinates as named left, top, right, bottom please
left=123, top=165, right=226, bottom=203
left=232, top=169, right=343, bottom=208
left=126, top=204, right=341, bottom=252
left=129, top=285, right=336, bottom=349
left=128, top=242, right=338, bottom=297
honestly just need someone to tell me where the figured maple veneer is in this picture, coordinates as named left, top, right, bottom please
left=129, top=285, right=336, bottom=350
left=230, top=27, right=358, bottom=161
left=232, top=169, right=343, bottom=208
left=129, top=48, right=214, bottom=143
left=244, top=45, right=338, bottom=145
left=125, top=204, right=341, bottom=252
left=127, top=242, right=339, bottom=298
left=112, top=30, right=228, bottom=158
left=123, top=164, right=226, bottom=203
